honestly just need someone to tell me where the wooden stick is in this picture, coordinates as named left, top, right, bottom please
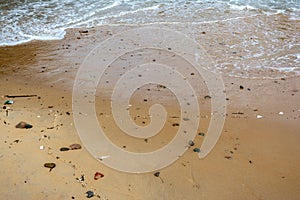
left=5, top=95, right=37, bottom=98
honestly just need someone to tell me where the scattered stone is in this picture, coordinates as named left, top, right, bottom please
left=279, top=112, right=284, bottom=115
left=198, top=132, right=205, bottom=136
left=76, top=175, right=85, bottom=182
left=94, top=172, right=104, bottom=180
left=154, top=172, right=160, bottom=177
left=79, top=30, right=89, bottom=34
left=240, top=85, right=244, bottom=90
left=172, top=123, right=179, bottom=127
left=60, top=147, right=70, bottom=151
left=193, top=148, right=200, bottom=153
left=15, top=121, right=33, bottom=129
left=39, top=145, right=44, bottom=150
left=86, top=191, right=94, bottom=198
left=249, top=160, right=253, bottom=164
left=69, top=143, right=82, bottom=150
left=224, top=156, right=232, bottom=160
left=188, top=140, right=195, bottom=146
left=44, top=163, right=56, bottom=171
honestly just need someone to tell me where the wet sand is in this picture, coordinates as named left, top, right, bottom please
left=0, top=24, right=300, bottom=200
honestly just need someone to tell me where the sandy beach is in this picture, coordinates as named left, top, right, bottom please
left=1, top=24, right=300, bottom=200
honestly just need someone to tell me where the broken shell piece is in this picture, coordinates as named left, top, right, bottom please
left=94, top=172, right=104, bottom=180
left=69, top=143, right=81, bottom=150
left=98, top=155, right=110, bottom=161
left=15, top=121, right=33, bottom=129
left=256, top=115, right=263, bottom=119
left=278, top=112, right=284, bottom=115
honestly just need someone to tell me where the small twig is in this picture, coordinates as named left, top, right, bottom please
left=5, top=95, right=37, bottom=98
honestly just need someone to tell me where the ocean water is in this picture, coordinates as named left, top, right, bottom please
left=0, top=0, right=299, bottom=77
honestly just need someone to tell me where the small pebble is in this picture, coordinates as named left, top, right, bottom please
left=193, top=148, right=200, bottom=153
left=86, top=191, right=94, bottom=198
left=60, top=147, right=70, bottom=151
left=39, top=145, right=44, bottom=150
left=69, top=143, right=81, bottom=150
left=198, top=132, right=205, bottom=136
left=188, top=140, right=195, bottom=146
left=278, top=112, right=284, bottom=115
left=15, top=121, right=32, bottom=129
left=44, top=163, right=56, bottom=171
left=154, top=172, right=160, bottom=177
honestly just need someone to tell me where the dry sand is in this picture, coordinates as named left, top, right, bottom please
left=0, top=25, right=300, bottom=200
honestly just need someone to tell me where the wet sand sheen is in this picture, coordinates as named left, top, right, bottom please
left=0, top=24, right=300, bottom=199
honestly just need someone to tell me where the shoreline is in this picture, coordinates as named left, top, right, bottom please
left=1, top=25, right=300, bottom=199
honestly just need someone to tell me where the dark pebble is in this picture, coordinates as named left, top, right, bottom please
left=198, top=132, right=205, bottom=136
left=154, top=172, right=160, bottom=177
left=239, top=85, right=244, bottom=90
left=188, top=140, right=195, bottom=146
left=44, top=163, right=56, bottom=171
left=86, top=191, right=94, bottom=198
left=15, top=121, right=33, bottom=129
left=60, top=147, right=70, bottom=151
left=193, top=148, right=200, bottom=153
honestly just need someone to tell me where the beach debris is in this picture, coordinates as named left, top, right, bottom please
left=172, top=123, right=179, bottom=127
left=79, top=30, right=88, bottom=34
left=15, top=121, right=33, bottom=129
left=154, top=172, right=164, bottom=183
left=279, top=112, right=284, bottom=115
left=5, top=94, right=37, bottom=98
left=204, top=95, right=211, bottom=99
left=239, top=85, right=244, bottom=90
left=86, top=190, right=94, bottom=198
left=232, top=112, right=244, bottom=115
left=4, top=100, right=13, bottom=105
left=39, top=145, right=44, bottom=150
left=94, top=172, right=104, bottom=180
left=69, top=143, right=82, bottom=150
left=76, top=175, right=85, bottom=183
left=256, top=115, right=263, bottom=119
left=60, top=147, right=70, bottom=151
left=154, top=172, right=160, bottom=177
left=224, top=156, right=232, bottom=160
left=193, top=148, right=200, bottom=153
left=98, top=155, right=110, bottom=161
left=44, top=163, right=56, bottom=171
left=188, top=140, right=195, bottom=146
left=198, top=132, right=205, bottom=136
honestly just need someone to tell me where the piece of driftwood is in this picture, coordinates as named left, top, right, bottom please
left=5, top=95, right=37, bottom=98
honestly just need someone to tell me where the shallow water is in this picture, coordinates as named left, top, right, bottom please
left=0, top=0, right=299, bottom=78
